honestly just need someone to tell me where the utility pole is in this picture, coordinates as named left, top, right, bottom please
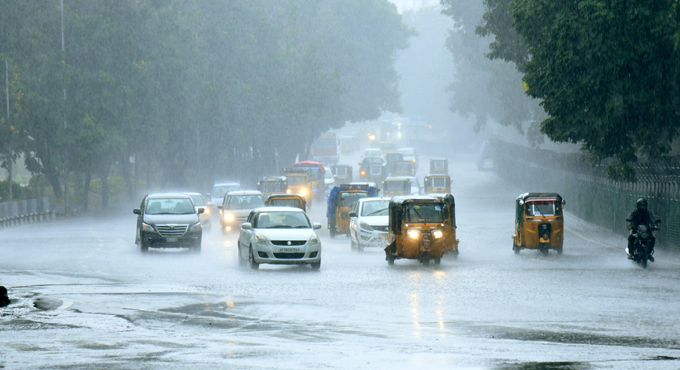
left=60, top=0, right=69, bottom=212
left=5, top=59, right=11, bottom=202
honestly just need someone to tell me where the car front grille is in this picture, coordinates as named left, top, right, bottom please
left=156, top=224, right=188, bottom=237
left=271, top=240, right=307, bottom=246
left=273, top=253, right=305, bottom=259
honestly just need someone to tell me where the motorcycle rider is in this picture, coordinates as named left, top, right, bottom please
left=627, top=198, right=656, bottom=262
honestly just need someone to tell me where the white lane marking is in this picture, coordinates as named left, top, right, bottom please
left=566, top=226, right=680, bottom=266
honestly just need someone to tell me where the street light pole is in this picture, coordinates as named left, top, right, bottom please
left=60, top=0, right=69, bottom=212
left=5, top=59, right=11, bottom=202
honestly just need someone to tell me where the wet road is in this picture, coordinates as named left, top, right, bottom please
left=2, top=156, right=680, bottom=369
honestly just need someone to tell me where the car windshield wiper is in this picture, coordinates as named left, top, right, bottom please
left=367, top=209, right=387, bottom=216
left=153, top=212, right=175, bottom=215
left=267, top=225, right=292, bottom=228
left=294, top=225, right=310, bottom=228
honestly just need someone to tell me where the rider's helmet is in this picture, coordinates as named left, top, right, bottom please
left=636, top=198, right=648, bottom=212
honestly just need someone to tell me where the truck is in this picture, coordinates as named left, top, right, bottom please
left=310, top=132, right=338, bottom=165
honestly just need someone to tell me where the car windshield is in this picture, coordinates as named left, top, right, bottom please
left=361, top=200, right=389, bottom=216
left=429, top=177, right=448, bottom=188
left=286, top=175, right=307, bottom=185
left=395, top=163, right=411, bottom=171
left=363, top=158, right=383, bottom=166
left=262, top=181, right=285, bottom=192
left=340, top=192, right=368, bottom=207
left=226, top=195, right=264, bottom=210
left=188, top=194, right=205, bottom=206
left=525, top=200, right=558, bottom=216
left=256, top=211, right=310, bottom=228
left=212, top=184, right=240, bottom=199
left=146, top=198, right=195, bottom=215
left=404, top=203, right=447, bottom=223
left=268, top=198, right=302, bottom=208
left=385, top=181, right=408, bottom=192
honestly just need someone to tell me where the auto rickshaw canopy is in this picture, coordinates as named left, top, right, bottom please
left=383, top=177, right=411, bottom=193
left=430, top=158, right=448, bottom=174
left=258, top=176, right=287, bottom=193
left=388, top=194, right=456, bottom=235
left=266, top=194, right=306, bottom=211
left=327, top=184, right=379, bottom=222
left=332, top=164, right=353, bottom=177
left=516, top=192, right=564, bottom=217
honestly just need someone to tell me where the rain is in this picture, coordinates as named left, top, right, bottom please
left=1, top=1, right=680, bottom=369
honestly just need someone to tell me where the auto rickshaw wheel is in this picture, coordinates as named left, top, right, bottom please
left=387, top=254, right=395, bottom=265
left=540, top=246, right=549, bottom=256
left=329, top=223, right=337, bottom=239
left=433, top=257, right=441, bottom=265
left=556, top=246, right=563, bottom=255
left=350, top=238, right=357, bottom=250
left=513, top=244, right=520, bottom=255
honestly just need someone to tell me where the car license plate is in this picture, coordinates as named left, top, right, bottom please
left=279, top=248, right=299, bottom=253
left=166, top=238, right=178, bottom=243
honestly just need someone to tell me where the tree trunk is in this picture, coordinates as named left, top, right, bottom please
left=83, top=171, right=91, bottom=211
left=45, top=167, right=63, bottom=200
left=100, top=165, right=110, bottom=208
left=122, top=154, right=133, bottom=201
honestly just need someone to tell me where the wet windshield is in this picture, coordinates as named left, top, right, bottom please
left=188, top=194, right=205, bottom=206
left=384, top=181, right=409, bottom=192
left=525, top=200, right=559, bottom=216
left=226, top=195, right=264, bottom=210
left=404, top=203, right=447, bottom=223
left=429, top=177, right=448, bottom=188
left=335, top=167, right=348, bottom=176
left=262, top=181, right=286, bottom=192
left=363, top=158, right=383, bottom=166
left=339, top=192, right=368, bottom=207
left=268, top=198, right=302, bottom=208
left=256, top=211, right=310, bottom=228
left=361, top=200, right=389, bottom=216
left=146, top=198, right=195, bottom=215
left=212, top=184, right=240, bottom=199
left=286, top=176, right=307, bottom=185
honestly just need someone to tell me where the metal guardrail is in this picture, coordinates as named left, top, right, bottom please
left=0, top=196, right=55, bottom=228
left=492, top=140, right=680, bottom=250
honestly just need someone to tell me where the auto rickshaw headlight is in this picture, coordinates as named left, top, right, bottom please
left=300, top=188, right=308, bottom=196
left=361, top=171, right=366, bottom=176
left=407, top=229, right=420, bottom=240
left=286, top=189, right=292, bottom=194
left=224, top=214, right=235, bottom=222
left=432, top=230, right=443, bottom=239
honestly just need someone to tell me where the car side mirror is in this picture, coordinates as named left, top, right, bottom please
left=241, top=222, right=252, bottom=230
left=349, top=211, right=357, bottom=218
left=133, top=209, right=141, bottom=215
left=197, top=207, right=205, bottom=214
left=562, top=199, right=566, bottom=206
left=625, top=218, right=632, bottom=222
left=313, top=222, right=322, bottom=230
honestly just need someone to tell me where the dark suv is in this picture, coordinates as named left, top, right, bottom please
left=134, top=193, right=204, bottom=253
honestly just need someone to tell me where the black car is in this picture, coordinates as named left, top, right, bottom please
left=134, top=193, right=204, bottom=253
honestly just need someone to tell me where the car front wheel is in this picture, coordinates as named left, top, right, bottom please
left=311, top=260, right=321, bottom=270
left=248, top=246, right=259, bottom=270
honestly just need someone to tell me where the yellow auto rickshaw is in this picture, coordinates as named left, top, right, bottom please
left=282, top=169, right=313, bottom=207
left=512, top=193, right=565, bottom=255
left=392, top=161, right=415, bottom=177
left=384, top=194, right=459, bottom=265
left=257, top=176, right=287, bottom=200
left=430, top=158, right=448, bottom=175
left=383, top=177, right=411, bottom=196
left=424, top=175, right=451, bottom=194
left=266, top=194, right=306, bottom=212
left=327, top=184, right=379, bottom=238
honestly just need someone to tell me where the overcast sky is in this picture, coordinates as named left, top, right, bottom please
left=389, top=0, right=440, bottom=13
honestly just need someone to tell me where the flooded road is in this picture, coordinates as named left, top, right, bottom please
left=1, top=156, right=680, bottom=369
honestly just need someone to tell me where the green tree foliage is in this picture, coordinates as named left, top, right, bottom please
left=441, top=0, right=545, bottom=143
left=510, top=0, right=680, bottom=179
left=0, top=0, right=411, bottom=205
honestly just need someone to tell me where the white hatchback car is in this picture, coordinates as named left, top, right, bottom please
left=238, top=207, right=322, bottom=270
left=349, top=197, right=391, bottom=252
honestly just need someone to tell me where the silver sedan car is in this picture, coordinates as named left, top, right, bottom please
left=349, top=197, right=391, bottom=252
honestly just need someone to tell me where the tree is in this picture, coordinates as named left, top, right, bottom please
left=510, top=0, right=680, bottom=179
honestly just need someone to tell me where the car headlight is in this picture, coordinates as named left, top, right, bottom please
left=300, top=188, right=308, bottom=196
left=203, top=208, right=210, bottom=216
left=189, top=222, right=202, bottom=232
left=254, top=234, right=269, bottom=245
left=309, top=234, right=320, bottom=245
left=142, top=223, right=155, bottom=232
left=360, top=171, right=366, bottom=176
left=407, top=229, right=420, bottom=240
left=413, top=158, right=416, bottom=162
left=224, top=214, right=234, bottom=222
left=432, top=230, right=443, bottom=239
left=360, top=221, right=373, bottom=231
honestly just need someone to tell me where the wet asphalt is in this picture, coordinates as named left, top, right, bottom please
left=1, top=155, right=680, bottom=369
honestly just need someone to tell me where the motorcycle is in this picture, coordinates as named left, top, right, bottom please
left=626, top=219, right=661, bottom=269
